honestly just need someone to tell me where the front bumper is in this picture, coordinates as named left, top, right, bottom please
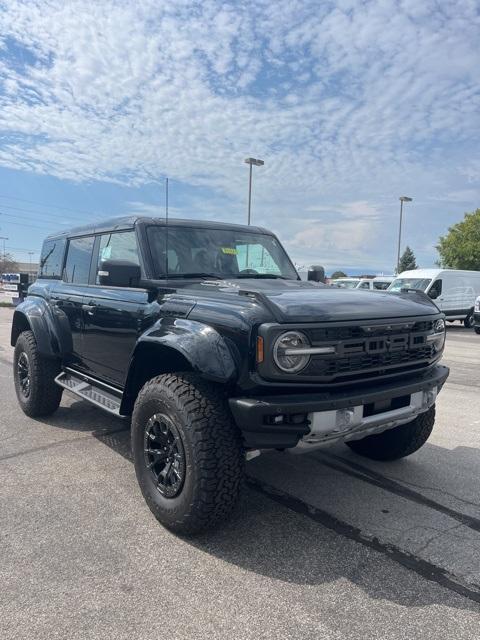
left=229, top=365, right=449, bottom=450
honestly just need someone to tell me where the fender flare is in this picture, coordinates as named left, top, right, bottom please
left=121, top=317, right=240, bottom=414
left=11, top=297, right=72, bottom=357
left=134, top=317, right=238, bottom=382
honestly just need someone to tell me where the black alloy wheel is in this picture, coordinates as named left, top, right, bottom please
left=17, top=351, right=31, bottom=398
left=144, top=413, right=186, bottom=498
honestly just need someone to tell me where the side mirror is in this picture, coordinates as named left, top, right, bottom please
left=428, top=289, right=438, bottom=300
left=307, top=265, right=325, bottom=283
left=98, top=260, right=141, bottom=288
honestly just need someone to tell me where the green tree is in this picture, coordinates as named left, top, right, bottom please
left=330, top=270, right=347, bottom=279
left=437, top=209, right=480, bottom=270
left=398, top=246, right=418, bottom=273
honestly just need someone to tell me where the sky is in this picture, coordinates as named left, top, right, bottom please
left=0, top=0, right=479, bottom=275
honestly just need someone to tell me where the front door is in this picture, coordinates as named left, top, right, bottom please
left=80, top=230, right=147, bottom=386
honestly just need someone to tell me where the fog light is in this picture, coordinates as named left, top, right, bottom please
left=290, top=413, right=307, bottom=425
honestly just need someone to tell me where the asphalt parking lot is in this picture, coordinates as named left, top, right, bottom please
left=1, top=306, right=479, bottom=639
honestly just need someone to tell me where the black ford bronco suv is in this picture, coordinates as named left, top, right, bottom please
left=11, top=216, right=449, bottom=534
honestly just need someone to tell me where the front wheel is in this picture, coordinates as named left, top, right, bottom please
left=131, top=373, right=244, bottom=535
left=13, top=330, right=63, bottom=417
left=346, top=405, right=435, bottom=461
left=475, top=327, right=480, bottom=335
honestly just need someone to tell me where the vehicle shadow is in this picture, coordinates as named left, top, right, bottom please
left=88, top=421, right=480, bottom=613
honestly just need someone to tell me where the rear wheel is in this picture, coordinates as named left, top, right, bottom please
left=132, top=373, right=244, bottom=535
left=13, top=330, right=63, bottom=417
left=464, top=312, right=474, bottom=328
left=346, top=405, right=435, bottom=461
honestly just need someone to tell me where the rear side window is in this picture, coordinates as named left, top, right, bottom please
left=39, top=238, right=66, bottom=279
left=64, top=236, right=95, bottom=284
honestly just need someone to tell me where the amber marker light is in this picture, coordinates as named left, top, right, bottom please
left=256, top=336, right=264, bottom=363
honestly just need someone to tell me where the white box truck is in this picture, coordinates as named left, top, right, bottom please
left=388, top=268, right=480, bottom=327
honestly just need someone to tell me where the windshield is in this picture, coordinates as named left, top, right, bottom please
left=147, top=225, right=299, bottom=280
left=388, top=277, right=432, bottom=292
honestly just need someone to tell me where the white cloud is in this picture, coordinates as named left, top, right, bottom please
left=0, top=0, right=479, bottom=271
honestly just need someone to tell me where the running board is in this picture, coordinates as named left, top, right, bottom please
left=55, top=369, right=125, bottom=417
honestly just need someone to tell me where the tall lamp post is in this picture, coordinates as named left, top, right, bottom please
left=396, top=196, right=412, bottom=274
left=0, top=236, right=8, bottom=271
left=244, top=157, right=264, bottom=225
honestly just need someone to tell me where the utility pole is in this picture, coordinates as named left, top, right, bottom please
left=396, top=197, right=412, bottom=274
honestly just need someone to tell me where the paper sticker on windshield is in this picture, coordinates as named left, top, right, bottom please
left=101, top=246, right=112, bottom=259
left=221, top=247, right=238, bottom=255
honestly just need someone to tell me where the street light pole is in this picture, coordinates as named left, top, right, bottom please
left=0, top=236, right=8, bottom=271
left=396, top=196, right=412, bottom=274
left=244, top=157, right=264, bottom=225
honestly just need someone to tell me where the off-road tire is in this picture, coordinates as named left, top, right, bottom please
left=13, top=330, right=63, bottom=417
left=131, top=373, right=244, bottom=535
left=346, top=405, right=435, bottom=461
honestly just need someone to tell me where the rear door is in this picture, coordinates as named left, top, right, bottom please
left=80, top=230, right=148, bottom=386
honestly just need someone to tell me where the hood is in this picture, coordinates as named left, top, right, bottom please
left=186, top=278, right=439, bottom=323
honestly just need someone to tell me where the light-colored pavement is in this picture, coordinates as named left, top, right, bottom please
left=0, top=307, right=479, bottom=639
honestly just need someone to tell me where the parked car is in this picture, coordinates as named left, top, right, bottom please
left=330, top=277, right=360, bottom=288
left=11, top=216, right=449, bottom=534
left=331, top=277, right=394, bottom=291
left=474, top=296, right=480, bottom=334
left=389, top=268, right=480, bottom=328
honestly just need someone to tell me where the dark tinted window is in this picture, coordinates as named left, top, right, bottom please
left=64, top=236, right=95, bottom=284
left=39, top=238, right=66, bottom=279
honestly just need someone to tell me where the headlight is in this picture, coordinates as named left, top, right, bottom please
left=427, top=318, right=446, bottom=351
left=475, top=299, right=480, bottom=312
left=273, top=331, right=310, bottom=373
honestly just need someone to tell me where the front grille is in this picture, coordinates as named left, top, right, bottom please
left=304, top=345, right=435, bottom=377
left=296, top=318, right=440, bottom=382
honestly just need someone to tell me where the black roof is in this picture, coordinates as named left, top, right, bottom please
left=46, top=216, right=269, bottom=239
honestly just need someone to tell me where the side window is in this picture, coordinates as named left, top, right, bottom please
left=96, top=231, right=140, bottom=284
left=429, top=279, right=442, bottom=297
left=64, top=236, right=95, bottom=284
left=359, top=281, right=370, bottom=289
left=39, top=238, right=66, bottom=279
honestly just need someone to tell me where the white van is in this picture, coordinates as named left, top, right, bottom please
left=388, top=268, right=480, bottom=327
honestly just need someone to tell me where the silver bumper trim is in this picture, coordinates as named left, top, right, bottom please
left=289, top=388, right=437, bottom=454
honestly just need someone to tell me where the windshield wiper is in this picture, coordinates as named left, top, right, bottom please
left=236, top=273, right=291, bottom=279
left=165, top=273, right=223, bottom=280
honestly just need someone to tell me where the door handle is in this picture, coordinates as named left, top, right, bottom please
left=82, top=303, right=97, bottom=315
